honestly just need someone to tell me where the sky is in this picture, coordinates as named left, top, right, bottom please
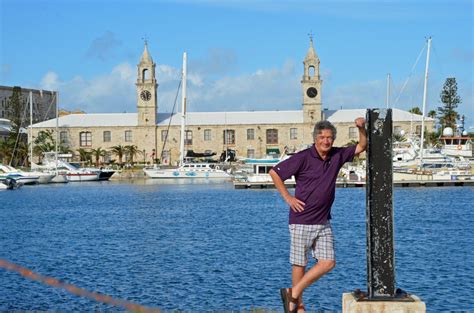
left=1, top=0, right=473, bottom=129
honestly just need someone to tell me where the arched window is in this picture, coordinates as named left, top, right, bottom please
left=142, top=69, right=149, bottom=81
left=309, top=65, right=315, bottom=78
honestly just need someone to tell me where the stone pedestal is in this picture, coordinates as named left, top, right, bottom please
left=342, top=292, right=426, bottom=313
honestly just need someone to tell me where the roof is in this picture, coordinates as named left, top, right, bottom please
left=324, top=108, right=434, bottom=123
left=29, top=108, right=433, bottom=128
left=30, top=113, right=138, bottom=128
left=158, top=110, right=304, bottom=126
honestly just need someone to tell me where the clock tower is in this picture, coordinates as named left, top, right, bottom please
left=136, top=41, right=158, bottom=126
left=301, top=35, right=322, bottom=124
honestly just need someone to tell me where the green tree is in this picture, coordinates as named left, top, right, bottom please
left=438, top=77, right=461, bottom=129
left=110, top=145, right=125, bottom=166
left=124, top=145, right=143, bottom=165
left=393, top=133, right=407, bottom=143
left=427, top=110, right=437, bottom=119
left=409, top=107, right=422, bottom=115
left=425, top=130, right=440, bottom=147
left=0, top=138, right=14, bottom=164
left=33, top=130, right=56, bottom=162
left=5, top=87, right=25, bottom=139
left=76, top=148, right=92, bottom=165
left=91, top=147, right=106, bottom=167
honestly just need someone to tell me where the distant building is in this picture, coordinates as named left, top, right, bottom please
left=30, top=39, right=434, bottom=164
left=0, top=86, right=56, bottom=125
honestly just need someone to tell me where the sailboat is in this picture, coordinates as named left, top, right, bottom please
left=30, top=91, right=69, bottom=183
left=143, top=52, right=231, bottom=179
left=392, top=37, right=472, bottom=181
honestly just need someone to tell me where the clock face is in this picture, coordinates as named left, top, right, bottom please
left=306, top=87, right=318, bottom=98
left=140, top=90, right=152, bottom=101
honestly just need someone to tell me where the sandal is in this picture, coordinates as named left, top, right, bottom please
left=280, top=288, right=298, bottom=313
left=297, top=304, right=305, bottom=313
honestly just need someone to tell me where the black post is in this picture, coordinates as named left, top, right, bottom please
left=365, top=108, right=395, bottom=298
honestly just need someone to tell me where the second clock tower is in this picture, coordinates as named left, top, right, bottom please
left=301, top=35, right=322, bottom=124
left=136, top=41, right=158, bottom=126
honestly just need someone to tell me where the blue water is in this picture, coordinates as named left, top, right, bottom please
left=1, top=181, right=473, bottom=312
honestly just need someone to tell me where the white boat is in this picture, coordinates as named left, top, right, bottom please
left=143, top=52, right=231, bottom=180
left=392, top=136, right=470, bottom=169
left=439, top=127, right=473, bottom=158
left=0, top=177, right=22, bottom=190
left=144, top=163, right=230, bottom=179
left=0, top=164, right=41, bottom=184
left=33, top=161, right=99, bottom=182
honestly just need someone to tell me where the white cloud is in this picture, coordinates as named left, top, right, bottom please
left=37, top=57, right=474, bottom=126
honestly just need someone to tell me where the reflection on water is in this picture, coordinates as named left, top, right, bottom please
left=0, top=182, right=473, bottom=311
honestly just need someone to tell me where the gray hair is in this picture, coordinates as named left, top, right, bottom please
left=313, top=120, right=337, bottom=140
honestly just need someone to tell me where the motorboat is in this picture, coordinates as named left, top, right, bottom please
left=0, top=164, right=41, bottom=185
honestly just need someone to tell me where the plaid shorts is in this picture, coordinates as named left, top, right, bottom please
left=289, top=222, right=335, bottom=266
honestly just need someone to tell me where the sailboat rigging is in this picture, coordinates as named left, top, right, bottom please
left=143, top=52, right=231, bottom=179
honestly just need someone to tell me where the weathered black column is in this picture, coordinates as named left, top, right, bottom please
left=365, top=108, right=395, bottom=298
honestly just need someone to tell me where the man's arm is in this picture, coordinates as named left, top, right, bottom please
left=354, top=117, right=367, bottom=155
left=269, top=169, right=305, bottom=212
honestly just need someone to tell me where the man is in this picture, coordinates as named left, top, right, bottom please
left=270, top=118, right=367, bottom=313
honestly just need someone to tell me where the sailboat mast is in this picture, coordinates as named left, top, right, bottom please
left=29, top=91, right=33, bottom=166
left=55, top=91, right=59, bottom=170
left=419, top=37, right=431, bottom=163
left=179, top=52, right=187, bottom=166
left=386, top=73, right=390, bottom=109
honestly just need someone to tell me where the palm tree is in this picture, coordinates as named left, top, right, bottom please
left=409, top=107, right=422, bottom=115
left=393, top=133, right=407, bottom=143
left=0, top=139, right=14, bottom=164
left=76, top=148, right=92, bottom=165
left=428, top=110, right=436, bottom=119
left=124, top=145, right=143, bottom=165
left=91, top=147, right=106, bottom=167
left=110, top=145, right=125, bottom=166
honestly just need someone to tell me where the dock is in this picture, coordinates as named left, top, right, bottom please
left=233, top=179, right=474, bottom=189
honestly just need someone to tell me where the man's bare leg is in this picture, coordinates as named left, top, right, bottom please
left=290, top=259, right=336, bottom=309
left=292, top=265, right=305, bottom=312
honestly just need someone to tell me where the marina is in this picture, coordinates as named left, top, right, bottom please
left=0, top=181, right=473, bottom=311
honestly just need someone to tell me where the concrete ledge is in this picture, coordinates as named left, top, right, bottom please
left=342, top=292, right=426, bottom=313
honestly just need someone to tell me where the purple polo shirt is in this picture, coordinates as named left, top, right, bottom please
left=273, top=144, right=357, bottom=225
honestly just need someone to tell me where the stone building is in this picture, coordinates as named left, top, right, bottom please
left=0, top=86, right=56, bottom=125
left=30, top=39, right=434, bottom=164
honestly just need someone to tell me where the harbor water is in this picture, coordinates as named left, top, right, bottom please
left=1, top=181, right=473, bottom=312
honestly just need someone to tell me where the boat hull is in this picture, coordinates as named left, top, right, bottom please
left=66, top=173, right=100, bottom=182
left=144, top=168, right=231, bottom=179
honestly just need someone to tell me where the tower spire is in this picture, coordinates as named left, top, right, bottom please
left=140, top=38, right=153, bottom=64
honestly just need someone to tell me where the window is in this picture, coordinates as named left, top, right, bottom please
left=247, top=129, right=255, bottom=140
left=60, top=131, right=67, bottom=144
left=247, top=149, right=255, bottom=158
left=290, top=128, right=297, bottom=140
left=204, top=129, right=211, bottom=141
left=161, top=130, right=168, bottom=142
left=125, top=130, right=132, bottom=142
left=185, top=130, right=192, bottom=145
left=103, top=131, right=111, bottom=142
left=223, top=129, right=235, bottom=145
left=349, top=127, right=358, bottom=139
left=266, top=129, right=278, bottom=144
left=415, top=125, right=422, bottom=136
left=79, top=131, right=92, bottom=147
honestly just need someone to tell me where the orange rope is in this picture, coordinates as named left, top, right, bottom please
left=0, top=259, right=161, bottom=313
